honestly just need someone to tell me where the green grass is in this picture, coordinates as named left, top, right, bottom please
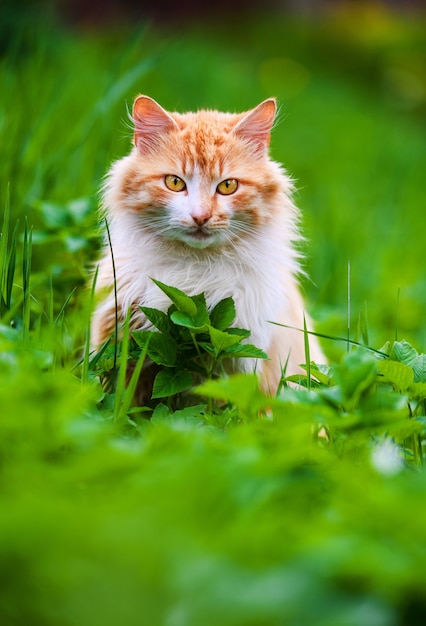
left=1, top=4, right=426, bottom=625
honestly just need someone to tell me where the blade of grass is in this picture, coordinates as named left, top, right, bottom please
left=276, top=353, right=291, bottom=396
left=0, top=185, right=11, bottom=317
left=87, top=335, right=113, bottom=371
left=22, top=217, right=33, bottom=341
left=113, top=310, right=131, bottom=422
left=48, top=274, right=54, bottom=336
left=54, top=287, right=76, bottom=325
left=303, top=313, right=311, bottom=391
left=82, top=265, right=99, bottom=385
left=268, top=321, right=389, bottom=358
left=347, top=259, right=351, bottom=353
left=105, top=218, right=118, bottom=373
left=72, top=332, right=113, bottom=375
left=117, top=336, right=150, bottom=422
left=5, top=221, right=18, bottom=310
left=361, top=301, right=369, bottom=346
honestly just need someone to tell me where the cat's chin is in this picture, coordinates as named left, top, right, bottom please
left=173, top=230, right=224, bottom=250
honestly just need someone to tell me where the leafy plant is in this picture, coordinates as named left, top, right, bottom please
left=132, top=279, right=268, bottom=399
left=88, top=279, right=268, bottom=423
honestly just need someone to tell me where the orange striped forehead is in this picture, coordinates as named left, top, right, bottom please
left=131, top=96, right=278, bottom=182
left=159, top=110, right=245, bottom=178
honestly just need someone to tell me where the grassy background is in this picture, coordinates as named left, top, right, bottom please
left=0, top=6, right=426, bottom=353
left=2, top=2, right=426, bottom=356
left=1, top=2, right=426, bottom=625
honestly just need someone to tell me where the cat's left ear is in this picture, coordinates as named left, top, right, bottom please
left=233, top=98, right=277, bottom=157
left=132, top=95, right=178, bottom=152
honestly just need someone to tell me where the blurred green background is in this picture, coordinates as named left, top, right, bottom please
left=2, top=3, right=426, bottom=626
left=1, top=0, right=426, bottom=353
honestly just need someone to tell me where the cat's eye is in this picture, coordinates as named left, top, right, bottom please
left=217, top=179, right=238, bottom=195
left=165, top=175, right=186, bottom=192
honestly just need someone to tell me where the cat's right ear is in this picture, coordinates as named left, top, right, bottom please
left=132, top=95, right=178, bottom=152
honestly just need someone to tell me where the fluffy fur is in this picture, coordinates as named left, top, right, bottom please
left=91, top=95, right=324, bottom=393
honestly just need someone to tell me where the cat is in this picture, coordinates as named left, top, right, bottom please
left=91, top=95, right=324, bottom=397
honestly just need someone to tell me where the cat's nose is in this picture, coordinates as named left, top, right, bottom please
left=191, top=214, right=210, bottom=226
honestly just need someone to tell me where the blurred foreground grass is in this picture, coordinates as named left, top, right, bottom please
left=1, top=4, right=426, bottom=625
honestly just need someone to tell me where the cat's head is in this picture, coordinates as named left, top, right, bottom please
left=113, top=95, right=288, bottom=249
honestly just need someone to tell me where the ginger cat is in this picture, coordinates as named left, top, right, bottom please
left=91, top=95, right=324, bottom=395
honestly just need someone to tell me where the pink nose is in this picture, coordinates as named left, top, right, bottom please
left=192, top=214, right=210, bottom=226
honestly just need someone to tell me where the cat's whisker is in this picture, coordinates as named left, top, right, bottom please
left=228, top=225, right=258, bottom=243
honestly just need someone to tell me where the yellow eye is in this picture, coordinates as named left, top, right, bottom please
left=165, top=175, right=186, bottom=192
left=217, top=179, right=238, bottom=195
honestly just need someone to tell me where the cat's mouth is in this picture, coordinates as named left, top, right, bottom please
left=191, top=228, right=211, bottom=240
left=182, top=226, right=220, bottom=249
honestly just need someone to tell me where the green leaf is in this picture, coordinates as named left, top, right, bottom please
left=167, top=291, right=210, bottom=331
left=334, top=350, right=377, bottom=410
left=221, top=343, right=269, bottom=360
left=191, top=292, right=210, bottom=325
left=172, top=405, right=206, bottom=420
left=210, top=297, right=236, bottom=330
left=170, top=310, right=209, bottom=332
left=385, top=417, right=425, bottom=440
left=34, top=200, right=71, bottom=228
left=285, top=374, right=322, bottom=389
left=197, top=342, right=218, bottom=357
left=378, top=341, right=391, bottom=356
left=409, top=382, right=426, bottom=400
left=67, top=197, right=93, bottom=224
left=208, top=326, right=241, bottom=352
left=196, top=373, right=267, bottom=414
left=390, top=340, right=418, bottom=367
left=355, top=388, right=409, bottom=428
left=226, top=328, right=251, bottom=339
left=132, top=330, right=177, bottom=366
left=150, top=403, right=206, bottom=427
left=305, top=363, right=334, bottom=385
left=413, top=354, right=426, bottom=383
left=140, top=306, right=172, bottom=335
left=151, top=369, right=193, bottom=398
left=151, top=278, right=197, bottom=316
left=64, top=235, right=88, bottom=252
left=150, top=403, right=171, bottom=423
left=378, top=360, right=414, bottom=393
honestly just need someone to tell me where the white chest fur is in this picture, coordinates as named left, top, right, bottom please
left=108, top=210, right=299, bottom=353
